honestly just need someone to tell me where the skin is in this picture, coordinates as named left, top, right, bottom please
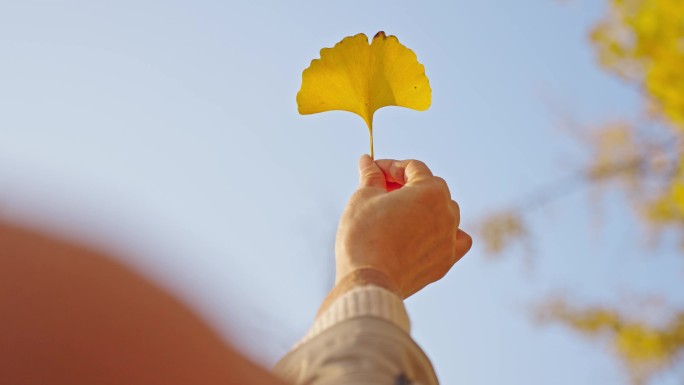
left=0, top=221, right=287, bottom=385
left=319, top=155, right=472, bottom=314
left=0, top=156, right=472, bottom=383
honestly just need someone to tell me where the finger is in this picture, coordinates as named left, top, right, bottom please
left=454, top=229, right=473, bottom=263
left=374, top=159, right=403, bottom=184
left=374, top=159, right=433, bottom=186
left=358, top=154, right=386, bottom=190
left=450, top=200, right=461, bottom=227
left=434, top=177, right=452, bottom=199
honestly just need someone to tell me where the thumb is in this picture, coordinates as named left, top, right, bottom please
left=358, top=154, right=386, bottom=190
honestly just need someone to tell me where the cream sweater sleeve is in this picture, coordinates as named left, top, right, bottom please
left=293, top=285, right=411, bottom=349
left=274, top=286, right=438, bottom=385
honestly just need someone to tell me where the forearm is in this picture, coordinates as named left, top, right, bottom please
left=273, top=156, right=470, bottom=385
left=274, top=317, right=438, bottom=385
left=274, top=269, right=438, bottom=385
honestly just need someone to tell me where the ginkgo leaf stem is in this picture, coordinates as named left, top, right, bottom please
left=369, top=122, right=374, bottom=160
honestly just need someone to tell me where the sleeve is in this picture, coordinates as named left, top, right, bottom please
left=273, top=286, right=439, bottom=385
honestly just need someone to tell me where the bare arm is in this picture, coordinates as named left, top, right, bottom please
left=0, top=222, right=287, bottom=385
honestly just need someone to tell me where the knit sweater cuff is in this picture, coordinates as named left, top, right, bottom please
left=294, top=285, right=410, bottom=348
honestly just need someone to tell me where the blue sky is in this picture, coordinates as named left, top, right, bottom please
left=1, top=1, right=683, bottom=384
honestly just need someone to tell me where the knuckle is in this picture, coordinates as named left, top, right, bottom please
left=408, top=159, right=427, bottom=170
left=410, top=159, right=432, bottom=176
left=451, top=200, right=460, bottom=214
left=432, top=176, right=450, bottom=195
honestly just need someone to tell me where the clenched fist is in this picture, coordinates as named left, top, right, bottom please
left=335, top=155, right=472, bottom=299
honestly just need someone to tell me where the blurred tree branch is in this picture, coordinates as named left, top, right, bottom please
left=478, top=1, right=684, bottom=383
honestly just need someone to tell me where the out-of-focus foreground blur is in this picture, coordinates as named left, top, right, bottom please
left=1, top=1, right=682, bottom=384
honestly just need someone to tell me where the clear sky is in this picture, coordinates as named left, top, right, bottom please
left=1, top=1, right=683, bottom=384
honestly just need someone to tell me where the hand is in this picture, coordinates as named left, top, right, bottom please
left=334, top=155, right=472, bottom=299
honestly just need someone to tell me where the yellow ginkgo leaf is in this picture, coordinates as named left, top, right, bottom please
left=297, top=31, right=432, bottom=159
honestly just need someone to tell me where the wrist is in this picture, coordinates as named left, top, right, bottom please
left=317, top=267, right=400, bottom=316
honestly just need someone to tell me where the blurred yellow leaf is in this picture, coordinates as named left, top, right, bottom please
left=587, top=122, right=642, bottom=183
left=647, top=156, right=684, bottom=228
left=539, top=299, right=684, bottom=385
left=297, top=32, right=432, bottom=158
left=477, top=211, right=528, bottom=255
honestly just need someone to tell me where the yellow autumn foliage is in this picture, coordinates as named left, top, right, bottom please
left=481, top=0, right=684, bottom=253
left=592, top=0, right=684, bottom=126
left=479, top=2, right=684, bottom=382
left=537, top=3, right=684, bottom=383
left=478, top=211, right=527, bottom=255
left=590, top=0, right=684, bottom=235
left=540, top=300, right=684, bottom=385
left=647, top=160, right=684, bottom=225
